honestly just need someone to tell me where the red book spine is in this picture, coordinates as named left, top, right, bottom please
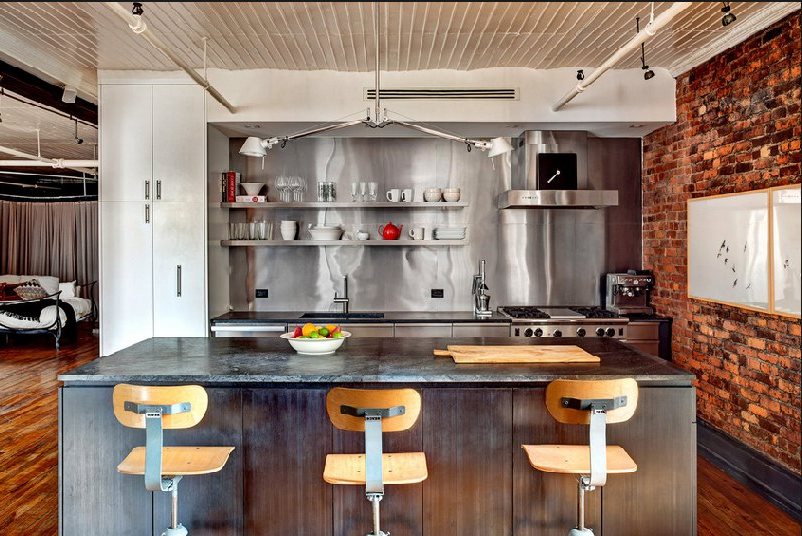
left=226, top=171, right=236, bottom=202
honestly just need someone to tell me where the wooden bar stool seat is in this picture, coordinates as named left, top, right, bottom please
left=324, top=387, right=426, bottom=536
left=113, top=384, right=234, bottom=536
left=522, top=445, right=637, bottom=474
left=118, top=446, right=234, bottom=476
left=324, top=452, right=428, bottom=485
left=521, top=378, right=639, bottom=536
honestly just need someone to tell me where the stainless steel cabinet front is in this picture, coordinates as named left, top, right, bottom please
left=340, top=324, right=395, bottom=337
left=210, top=324, right=288, bottom=338
left=452, top=323, right=512, bottom=337
left=394, top=323, right=453, bottom=338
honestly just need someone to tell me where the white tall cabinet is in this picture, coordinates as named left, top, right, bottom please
left=100, top=83, right=207, bottom=356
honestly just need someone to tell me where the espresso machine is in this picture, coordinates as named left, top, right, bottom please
left=605, top=271, right=655, bottom=315
left=472, top=259, right=492, bottom=318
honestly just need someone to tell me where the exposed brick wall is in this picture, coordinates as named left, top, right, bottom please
left=642, top=12, right=801, bottom=473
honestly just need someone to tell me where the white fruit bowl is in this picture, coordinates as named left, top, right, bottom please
left=240, top=182, right=265, bottom=196
left=281, top=331, right=351, bottom=355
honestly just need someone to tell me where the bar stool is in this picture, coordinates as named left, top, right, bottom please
left=323, top=387, right=428, bottom=536
left=522, top=378, right=638, bottom=536
left=113, top=384, right=234, bottom=536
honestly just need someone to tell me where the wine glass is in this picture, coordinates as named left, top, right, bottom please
left=296, top=177, right=307, bottom=202
left=276, top=176, right=288, bottom=202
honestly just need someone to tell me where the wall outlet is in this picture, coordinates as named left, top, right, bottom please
left=431, top=289, right=444, bottom=298
left=255, top=289, right=269, bottom=299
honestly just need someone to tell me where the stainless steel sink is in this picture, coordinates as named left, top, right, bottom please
left=300, top=312, right=385, bottom=319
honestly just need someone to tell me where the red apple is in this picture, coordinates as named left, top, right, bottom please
left=292, top=326, right=302, bottom=338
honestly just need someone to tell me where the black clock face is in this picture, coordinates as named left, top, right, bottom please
left=537, top=153, right=578, bottom=190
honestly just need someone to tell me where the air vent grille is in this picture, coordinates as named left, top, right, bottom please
left=365, top=88, right=518, bottom=100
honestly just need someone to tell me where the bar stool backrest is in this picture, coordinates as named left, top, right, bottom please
left=327, top=387, right=421, bottom=432
left=545, top=378, right=638, bottom=425
left=113, top=384, right=208, bottom=429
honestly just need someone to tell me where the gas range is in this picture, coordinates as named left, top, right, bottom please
left=498, top=306, right=628, bottom=339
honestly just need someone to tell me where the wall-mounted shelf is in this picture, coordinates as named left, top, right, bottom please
left=221, top=239, right=469, bottom=247
left=219, top=201, right=468, bottom=209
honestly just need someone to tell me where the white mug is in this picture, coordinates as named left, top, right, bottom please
left=386, top=189, right=401, bottom=202
left=280, top=221, right=297, bottom=240
left=413, top=187, right=425, bottom=202
left=408, top=227, right=425, bottom=240
left=401, top=188, right=413, bottom=202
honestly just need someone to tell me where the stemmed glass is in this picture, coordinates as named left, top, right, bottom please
left=276, top=176, right=288, bottom=202
left=295, top=177, right=306, bottom=202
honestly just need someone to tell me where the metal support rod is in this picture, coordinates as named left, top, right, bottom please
left=552, top=2, right=692, bottom=111
left=374, top=1, right=381, bottom=124
left=171, top=485, right=179, bottom=529
left=103, top=1, right=237, bottom=113
left=369, top=493, right=382, bottom=536
left=577, top=478, right=585, bottom=529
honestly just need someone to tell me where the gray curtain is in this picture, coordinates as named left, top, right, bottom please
left=0, top=201, right=98, bottom=294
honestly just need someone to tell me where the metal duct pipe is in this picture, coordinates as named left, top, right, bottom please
left=552, top=2, right=692, bottom=111
left=0, top=144, right=98, bottom=175
left=103, top=2, right=236, bottom=114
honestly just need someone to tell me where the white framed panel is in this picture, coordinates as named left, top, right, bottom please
left=771, top=185, right=801, bottom=317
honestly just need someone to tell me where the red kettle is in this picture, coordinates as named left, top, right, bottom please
left=378, top=221, right=403, bottom=240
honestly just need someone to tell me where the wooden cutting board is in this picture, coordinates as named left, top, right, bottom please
left=433, top=345, right=600, bottom=363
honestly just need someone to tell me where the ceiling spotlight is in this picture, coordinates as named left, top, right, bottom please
left=73, top=118, right=84, bottom=145
left=721, top=3, right=737, bottom=26
left=129, top=2, right=146, bottom=33
left=637, top=17, right=655, bottom=81
left=576, top=69, right=585, bottom=81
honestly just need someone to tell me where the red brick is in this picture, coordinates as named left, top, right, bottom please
left=642, top=12, right=801, bottom=475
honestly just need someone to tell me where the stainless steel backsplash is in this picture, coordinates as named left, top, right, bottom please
left=227, top=136, right=641, bottom=312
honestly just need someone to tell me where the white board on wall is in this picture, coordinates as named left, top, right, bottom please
left=772, top=185, right=802, bottom=317
left=688, top=191, right=770, bottom=311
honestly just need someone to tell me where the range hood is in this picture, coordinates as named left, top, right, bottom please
left=498, top=130, right=619, bottom=209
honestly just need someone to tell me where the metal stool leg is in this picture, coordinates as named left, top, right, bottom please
left=162, top=477, right=188, bottom=536
left=567, top=476, right=595, bottom=536
left=366, top=492, right=388, bottom=536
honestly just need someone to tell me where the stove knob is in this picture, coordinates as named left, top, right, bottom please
left=576, top=328, right=586, bottom=337
left=595, top=327, right=605, bottom=337
left=606, top=327, right=616, bottom=337
left=524, top=328, right=533, bottom=337
left=514, top=328, right=520, bottom=337
left=553, top=330, right=563, bottom=337
left=534, top=328, right=543, bottom=337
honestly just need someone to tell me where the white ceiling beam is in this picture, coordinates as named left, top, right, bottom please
left=552, top=2, right=693, bottom=111
left=0, top=43, right=97, bottom=103
left=0, top=144, right=98, bottom=175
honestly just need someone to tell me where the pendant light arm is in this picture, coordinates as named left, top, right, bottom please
left=374, top=2, right=381, bottom=124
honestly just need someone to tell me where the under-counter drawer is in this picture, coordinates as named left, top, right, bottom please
left=210, top=324, right=287, bottom=337
left=394, top=323, right=453, bottom=338
left=452, top=323, right=511, bottom=337
left=340, top=323, right=395, bottom=338
left=626, top=321, right=660, bottom=340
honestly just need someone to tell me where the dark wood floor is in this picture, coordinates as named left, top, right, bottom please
left=1, top=329, right=799, bottom=535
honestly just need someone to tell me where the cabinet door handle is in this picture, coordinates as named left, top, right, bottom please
left=145, top=180, right=151, bottom=200
left=176, top=265, right=182, bottom=297
left=156, top=180, right=162, bottom=200
left=145, top=203, right=150, bottom=224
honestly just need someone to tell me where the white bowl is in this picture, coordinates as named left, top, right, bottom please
left=443, top=193, right=461, bottom=202
left=240, top=182, right=265, bottom=196
left=281, top=331, right=351, bottom=355
left=308, top=225, right=344, bottom=240
left=424, top=192, right=442, bottom=202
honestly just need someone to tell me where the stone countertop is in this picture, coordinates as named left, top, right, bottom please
left=60, top=337, right=694, bottom=386
left=210, top=311, right=511, bottom=324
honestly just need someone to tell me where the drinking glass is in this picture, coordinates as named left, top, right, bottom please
left=351, top=181, right=359, bottom=202
left=317, top=181, right=328, bottom=202
left=276, top=176, right=288, bottom=202
left=296, top=177, right=306, bottom=202
left=248, top=222, right=258, bottom=240
left=229, top=223, right=237, bottom=240
left=367, top=182, right=377, bottom=201
left=359, top=182, right=367, bottom=202
left=289, top=176, right=300, bottom=202
left=236, top=222, right=248, bottom=240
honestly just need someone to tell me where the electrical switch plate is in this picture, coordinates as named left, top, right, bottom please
left=431, top=289, right=444, bottom=298
left=255, top=289, right=269, bottom=298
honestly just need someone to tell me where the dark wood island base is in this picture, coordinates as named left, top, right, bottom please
left=59, top=338, right=696, bottom=536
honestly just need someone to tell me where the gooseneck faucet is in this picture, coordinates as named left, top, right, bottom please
left=334, top=274, right=350, bottom=314
left=473, top=260, right=492, bottom=318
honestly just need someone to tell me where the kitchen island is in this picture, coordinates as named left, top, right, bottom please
left=59, top=337, right=696, bottom=536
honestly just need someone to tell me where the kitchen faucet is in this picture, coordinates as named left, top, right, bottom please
left=334, top=275, right=350, bottom=314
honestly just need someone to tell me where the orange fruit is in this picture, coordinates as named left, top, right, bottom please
left=301, top=323, right=317, bottom=337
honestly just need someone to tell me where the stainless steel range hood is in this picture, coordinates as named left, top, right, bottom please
left=498, top=130, right=619, bottom=209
